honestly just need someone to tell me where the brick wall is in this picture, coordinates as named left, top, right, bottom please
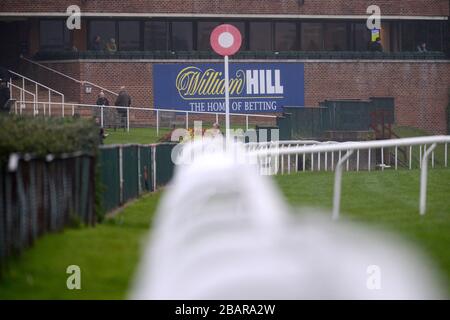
left=1, top=0, right=448, bottom=16
left=36, top=60, right=450, bottom=134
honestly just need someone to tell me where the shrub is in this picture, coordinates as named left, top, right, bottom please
left=0, top=114, right=100, bottom=164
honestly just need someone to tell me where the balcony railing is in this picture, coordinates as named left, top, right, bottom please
left=33, top=50, right=448, bottom=61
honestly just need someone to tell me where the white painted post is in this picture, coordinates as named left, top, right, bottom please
left=246, top=115, right=249, bottom=131
left=224, top=55, right=230, bottom=144
left=331, top=151, right=334, bottom=171
left=61, top=95, right=64, bottom=117
left=101, top=105, right=104, bottom=127
left=186, top=111, right=189, bottom=129
left=48, top=91, right=51, bottom=116
left=156, top=110, right=159, bottom=136
left=127, top=107, right=130, bottom=132
left=420, top=143, right=437, bottom=215
left=332, top=150, right=354, bottom=221
left=395, top=146, right=398, bottom=170
left=445, top=143, right=448, bottom=167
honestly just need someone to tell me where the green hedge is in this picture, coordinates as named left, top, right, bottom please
left=0, top=114, right=100, bottom=163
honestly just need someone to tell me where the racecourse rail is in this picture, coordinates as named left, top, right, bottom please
left=249, top=136, right=450, bottom=220
left=12, top=100, right=277, bottom=135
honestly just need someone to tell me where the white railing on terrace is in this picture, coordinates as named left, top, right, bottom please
left=13, top=100, right=277, bottom=135
left=20, top=56, right=119, bottom=97
left=8, top=70, right=66, bottom=116
left=249, top=136, right=450, bottom=219
left=8, top=83, right=36, bottom=115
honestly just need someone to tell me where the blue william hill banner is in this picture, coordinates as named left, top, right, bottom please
left=153, top=62, right=304, bottom=113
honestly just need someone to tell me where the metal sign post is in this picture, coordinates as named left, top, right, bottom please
left=210, top=24, right=242, bottom=144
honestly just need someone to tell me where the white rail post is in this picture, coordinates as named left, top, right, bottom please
left=419, top=145, right=422, bottom=168
left=331, top=151, right=334, bottom=171
left=420, top=143, right=437, bottom=216
left=368, top=148, right=371, bottom=172
left=395, top=146, right=398, bottom=170
left=356, top=149, right=360, bottom=172
left=62, top=96, right=65, bottom=117
left=381, top=147, right=384, bottom=171
left=72, top=104, right=75, bottom=116
left=48, top=91, right=51, bottom=116
left=332, top=150, right=354, bottom=221
left=101, top=105, right=104, bottom=127
left=186, top=111, right=189, bottom=129
left=246, top=115, right=249, bottom=131
left=156, top=110, right=159, bottom=136
left=127, top=107, right=130, bottom=132
left=445, top=143, right=448, bottom=167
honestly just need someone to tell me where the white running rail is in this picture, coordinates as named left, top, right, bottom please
left=14, top=100, right=277, bottom=134
left=8, top=70, right=66, bottom=116
left=250, top=136, right=450, bottom=219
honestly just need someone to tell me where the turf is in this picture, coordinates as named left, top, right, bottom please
left=274, top=168, right=450, bottom=293
left=104, top=127, right=171, bottom=145
left=0, top=193, right=161, bottom=300
left=103, top=124, right=256, bottom=145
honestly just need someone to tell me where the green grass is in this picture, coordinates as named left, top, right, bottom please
left=104, top=128, right=171, bottom=145
left=104, top=125, right=250, bottom=145
left=275, top=168, right=450, bottom=293
left=0, top=193, right=161, bottom=300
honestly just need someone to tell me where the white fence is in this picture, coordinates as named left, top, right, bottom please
left=250, top=136, right=450, bottom=219
left=13, top=100, right=277, bottom=135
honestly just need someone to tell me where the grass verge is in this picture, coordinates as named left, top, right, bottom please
left=0, top=193, right=161, bottom=300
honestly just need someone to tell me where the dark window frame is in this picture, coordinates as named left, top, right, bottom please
left=39, top=19, right=72, bottom=51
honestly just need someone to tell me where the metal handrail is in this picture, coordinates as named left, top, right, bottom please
left=250, top=135, right=450, bottom=218
left=8, top=69, right=66, bottom=116
left=21, top=56, right=119, bottom=97
left=16, top=100, right=278, bottom=134
left=9, top=83, right=36, bottom=114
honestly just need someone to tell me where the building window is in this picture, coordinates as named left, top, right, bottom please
left=352, top=23, right=371, bottom=51
left=223, top=21, right=247, bottom=50
left=274, top=22, right=298, bottom=51
left=249, top=22, right=272, bottom=51
left=197, top=21, right=220, bottom=51
left=172, top=21, right=194, bottom=51
left=324, top=22, right=348, bottom=51
left=426, top=21, right=444, bottom=51
left=89, top=20, right=116, bottom=50
left=144, top=21, right=169, bottom=51
left=118, top=21, right=140, bottom=51
left=40, top=20, right=71, bottom=50
left=301, top=22, right=323, bottom=51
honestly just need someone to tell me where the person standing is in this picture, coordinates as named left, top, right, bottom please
left=417, top=42, right=428, bottom=53
left=106, top=38, right=117, bottom=53
left=114, top=86, right=132, bottom=129
left=92, top=35, right=103, bottom=51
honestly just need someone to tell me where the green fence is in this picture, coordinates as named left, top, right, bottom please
left=98, top=143, right=177, bottom=212
left=0, top=153, right=96, bottom=270
left=284, top=97, right=395, bottom=139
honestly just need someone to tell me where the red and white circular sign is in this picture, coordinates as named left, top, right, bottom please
left=210, top=24, right=242, bottom=56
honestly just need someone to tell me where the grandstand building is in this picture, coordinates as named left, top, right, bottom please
left=0, top=0, right=449, bottom=134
